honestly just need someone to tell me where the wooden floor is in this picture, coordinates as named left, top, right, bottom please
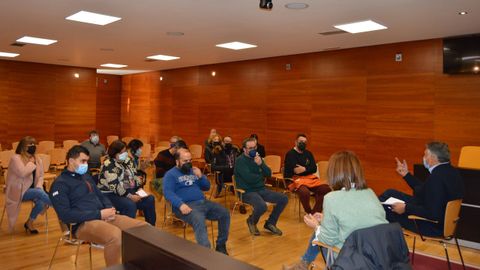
left=1, top=169, right=479, bottom=270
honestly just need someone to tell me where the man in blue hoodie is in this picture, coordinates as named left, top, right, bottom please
left=49, top=145, right=146, bottom=267
left=163, top=148, right=230, bottom=255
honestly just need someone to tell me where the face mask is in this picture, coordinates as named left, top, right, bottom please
left=27, top=145, right=36, bottom=155
left=423, top=157, right=430, bottom=170
left=248, top=149, right=257, bottom=158
left=91, top=135, right=99, bottom=144
left=118, top=152, right=128, bottom=162
left=213, top=141, right=221, bottom=146
left=75, top=163, right=89, bottom=175
left=135, top=149, right=142, bottom=157
left=224, top=143, right=232, bottom=151
left=180, top=162, right=192, bottom=174
left=297, top=142, right=307, bottom=151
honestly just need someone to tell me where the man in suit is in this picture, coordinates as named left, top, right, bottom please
left=379, top=141, right=464, bottom=237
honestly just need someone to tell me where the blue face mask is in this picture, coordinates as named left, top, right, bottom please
left=248, top=149, right=257, bottom=158
left=423, top=157, right=430, bottom=170
left=135, top=149, right=142, bottom=157
left=75, top=163, right=89, bottom=175
left=118, top=152, right=128, bottom=162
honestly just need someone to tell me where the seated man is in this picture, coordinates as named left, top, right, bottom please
left=284, top=134, right=330, bottom=214
left=80, top=130, right=106, bottom=170
left=152, top=136, right=187, bottom=194
left=163, top=148, right=230, bottom=255
left=234, top=137, right=288, bottom=236
left=49, top=145, right=147, bottom=267
left=379, top=141, right=464, bottom=237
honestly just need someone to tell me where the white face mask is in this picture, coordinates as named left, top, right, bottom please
left=91, top=135, right=99, bottom=144
left=118, top=152, right=128, bottom=162
left=423, top=157, right=430, bottom=170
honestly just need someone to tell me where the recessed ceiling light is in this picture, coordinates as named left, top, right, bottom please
left=146, top=54, right=180, bottom=61
left=166, top=32, right=185, bottom=36
left=74, top=73, right=80, bottom=78
left=211, top=71, right=216, bottom=77
left=285, top=3, right=309, bottom=9
left=100, top=63, right=127, bottom=68
left=0, top=52, right=20, bottom=58
left=473, top=66, right=479, bottom=72
left=66, top=11, right=121, bottom=26
left=16, top=36, right=57, bottom=45
left=216, top=41, right=257, bottom=50
left=334, top=20, right=387, bottom=34
left=458, top=11, right=468, bottom=15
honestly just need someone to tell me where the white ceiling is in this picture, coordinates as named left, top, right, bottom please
left=1, top=0, right=479, bottom=74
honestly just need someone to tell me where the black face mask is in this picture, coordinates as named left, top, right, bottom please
left=27, top=145, right=36, bottom=155
left=224, top=143, right=232, bottom=151
left=180, top=162, right=192, bottom=174
left=297, top=142, right=306, bottom=151
left=213, top=142, right=221, bottom=146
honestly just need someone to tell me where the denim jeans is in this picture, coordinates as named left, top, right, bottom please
left=173, top=200, right=230, bottom=248
left=242, top=188, right=288, bottom=225
left=22, top=188, right=51, bottom=220
left=107, top=193, right=156, bottom=226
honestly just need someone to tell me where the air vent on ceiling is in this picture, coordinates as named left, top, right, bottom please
left=11, top=42, right=26, bottom=47
left=318, top=30, right=347, bottom=36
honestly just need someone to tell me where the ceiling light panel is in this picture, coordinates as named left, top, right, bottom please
left=334, top=20, right=387, bottom=34
left=16, top=36, right=57, bottom=45
left=0, top=52, right=20, bottom=57
left=100, top=63, right=127, bottom=68
left=66, top=11, right=121, bottom=26
left=216, top=42, right=257, bottom=50
left=146, top=54, right=180, bottom=61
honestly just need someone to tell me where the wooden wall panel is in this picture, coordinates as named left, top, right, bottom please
left=0, top=60, right=120, bottom=149
left=96, top=74, right=122, bottom=144
left=120, top=38, right=480, bottom=195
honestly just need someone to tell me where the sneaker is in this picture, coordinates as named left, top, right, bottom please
left=264, top=222, right=283, bottom=236
left=215, top=244, right=229, bottom=255
left=246, top=216, right=260, bottom=236
left=282, top=260, right=309, bottom=270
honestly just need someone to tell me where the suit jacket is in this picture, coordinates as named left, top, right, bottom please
left=332, top=223, right=412, bottom=270
left=5, top=154, right=44, bottom=231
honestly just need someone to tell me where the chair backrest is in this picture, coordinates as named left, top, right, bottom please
left=49, top=148, right=67, bottom=165
left=264, top=155, right=281, bottom=174
left=122, top=137, right=134, bottom=145
left=38, top=141, right=55, bottom=154
left=157, top=141, right=171, bottom=148
left=458, top=146, right=480, bottom=169
left=0, top=150, right=15, bottom=169
left=106, top=135, right=119, bottom=146
left=444, top=199, right=462, bottom=238
left=12, top=142, right=19, bottom=151
left=141, top=143, right=152, bottom=159
left=154, top=146, right=169, bottom=154
left=63, top=140, right=79, bottom=150
left=316, top=161, right=329, bottom=180
left=36, top=154, right=51, bottom=172
left=190, top=144, right=203, bottom=159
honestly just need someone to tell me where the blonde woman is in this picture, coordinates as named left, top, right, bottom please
left=283, top=151, right=387, bottom=270
left=5, top=136, right=51, bottom=234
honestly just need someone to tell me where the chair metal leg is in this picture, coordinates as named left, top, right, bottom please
left=443, top=241, right=452, bottom=270
left=48, top=236, right=63, bottom=270
left=183, top=222, right=187, bottom=239
left=454, top=237, right=466, bottom=270
left=411, top=235, right=416, bottom=265
left=162, top=202, right=168, bottom=228
left=89, top=244, right=93, bottom=270
left=74, top=242, right=82, bottom=268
